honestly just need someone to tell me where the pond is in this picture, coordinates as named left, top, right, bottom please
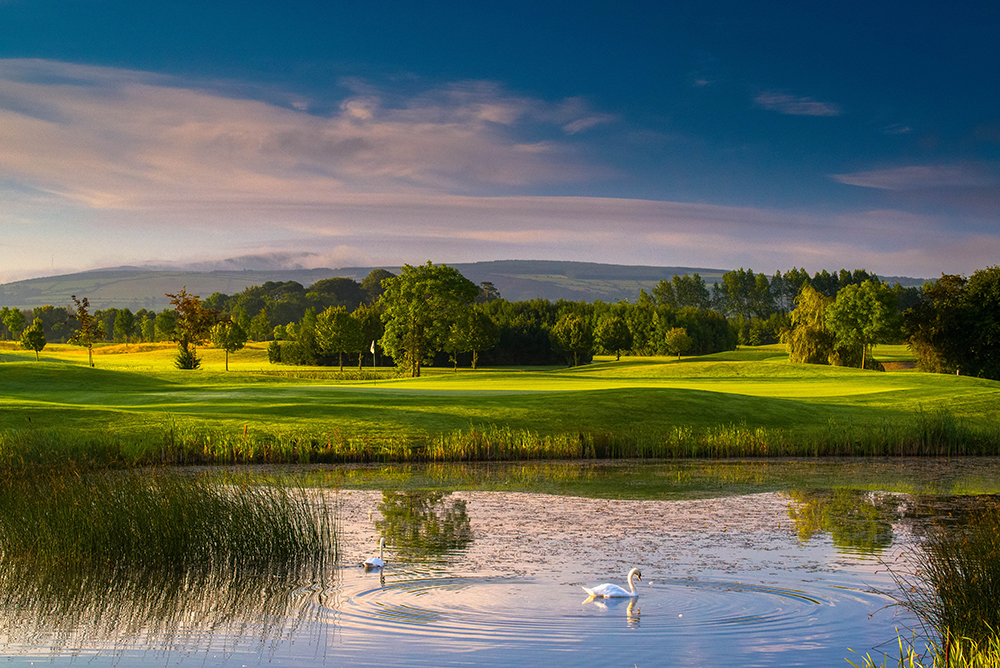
left=4, top=459, right=1000, bottom=667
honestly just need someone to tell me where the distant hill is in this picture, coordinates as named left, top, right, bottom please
left=0, top=261, right=929, bottom=311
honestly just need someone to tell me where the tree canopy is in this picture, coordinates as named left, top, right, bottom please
left=782, top=284, right=836, bottom=365
left=19, top=317, right=46, bottom=361
left=825, top=280, right=899, bottom=370
left=905, top=267, right=1000, bottom=379
left=378, top=262, right=479, bottom=377
left=210, top=318, right=248, bottom=371
left=550, top=313, right=594, bottom=367
left=316, top=305, right=364, bottom=371
left=166, top=287, right=217, bottom=370
left=69, top=295, right=106, bottom=368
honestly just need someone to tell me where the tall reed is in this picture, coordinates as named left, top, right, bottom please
left=871, top=501, right=1000, bottom=667
left=0, top=468, right=336, bottom=573
left=0, top=469, right=338, bottom=654
left=895, top=501, right=1000, bottom=646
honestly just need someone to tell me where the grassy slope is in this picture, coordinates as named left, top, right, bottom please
left=1, top=343, right=996, bottom=445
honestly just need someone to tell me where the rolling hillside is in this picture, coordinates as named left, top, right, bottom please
left=0, top=260, right=929, bottom=310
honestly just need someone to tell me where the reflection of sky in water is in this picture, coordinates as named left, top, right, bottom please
left=1, top=489, right=924, bottom=667
left=331, top=490, right=916, bottom=667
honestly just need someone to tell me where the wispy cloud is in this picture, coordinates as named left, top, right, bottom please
left=754, top=91, right=841, bottom=117
left=831, top=164, right=1000, bottom=190
left=0, top=59, right=992, bottom=283
left=0, top=59, right=615, bottom=212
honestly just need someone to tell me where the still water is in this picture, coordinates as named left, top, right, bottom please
left=4, top=459, right=990, bottom=667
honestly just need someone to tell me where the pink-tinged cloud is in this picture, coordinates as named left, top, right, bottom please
left=0, top=60, right=614, bottom=211
left=831, top=164, right=1000, bottom=190
left=754, top=91, right=841, bottom=117
left=0, top=59, right=992, bottom=284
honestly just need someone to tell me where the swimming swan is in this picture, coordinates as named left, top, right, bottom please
left=364, top=537, right=386, bottom=569
left=582, top=568, right=642, bottom=598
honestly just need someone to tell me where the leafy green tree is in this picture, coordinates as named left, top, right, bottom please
left=68, top=295, right=106, bottom=367
left=662, top=327, right=694, bottom=359
left=316, top=306, right=364, bottom=371
left=154, top=308, right=177, bottom=342
left=352, top=302, right=385, bottom=368
left=249, top=308, right=271, bottom=342
left=475, top=281, right=501, bottom=304
left=652, top=273, right=710, bottom=309
left=960, top=266, right=1000, bottom=379
left=378, top=262, right=479, bottom=377
left=595, top=313, right=632, bottom=360
left=625, top=301, right=657, bottom=355
left=782, top=284, right=837, bottom=364
left=905, top=274, right=966, bottom=374
left=166, top=287, right=217, bottom=370
left=210, top=319, right=248, bottom=371
left=825, top=280, right=899, bottom=370
left=94, top=308, right=118, bottom=343
left=30, top=305, right=70, bottom=343
left=713, top=268, right=775, bottom=320
left=770, top=268, right=810, bottom=313
left=912, top=267, right=1000, bottom=379
left=140, top=315, right=155, bottom=344
left=19, top=318, right=46, bottom=361
left=447, top=308, right=500, bottom=370
left=1, top=307, right=25, bottom=340
left=113, top=308, right=135, bottom=347
left=362, top=268, right=396, bottom=304
left=550, top=313, right=594, bottom=367
left=309, top=277, right=366, bottom=311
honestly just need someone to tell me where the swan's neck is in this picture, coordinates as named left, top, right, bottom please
left=628, top=572, right=637, bottom=593
left=379, top=542, right=384, bottom=560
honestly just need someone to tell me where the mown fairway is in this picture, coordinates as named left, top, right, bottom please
left=1, top=342, right=997, bottom=446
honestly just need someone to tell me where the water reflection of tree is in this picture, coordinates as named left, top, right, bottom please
left=375, top=491, right=473, bottom=560
left=786, top=489, right=901, bottom=554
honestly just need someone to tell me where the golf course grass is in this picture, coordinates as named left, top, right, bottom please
left=1, top=341, right=998, bottom=467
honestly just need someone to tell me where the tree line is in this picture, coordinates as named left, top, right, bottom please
left=5, top=262, right=996, bottom=381
left=781, top=266, right=1000, bottom=379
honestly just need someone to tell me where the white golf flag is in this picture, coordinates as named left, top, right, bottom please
left=370, top=340, right=375, bottom=354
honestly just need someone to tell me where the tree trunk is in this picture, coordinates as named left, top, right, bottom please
left=225, top=350, right=229, bottom=371
left=472, top=349, right=478, bottom=370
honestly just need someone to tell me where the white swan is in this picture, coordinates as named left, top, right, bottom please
left=363, top=537, right=386, bottom=570
left=582, top=568, right=642, bottom=598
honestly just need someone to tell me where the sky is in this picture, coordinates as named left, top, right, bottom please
left=1, top=0, right=998, bottom=283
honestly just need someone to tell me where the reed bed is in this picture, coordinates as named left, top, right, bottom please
left=1, top=407, right=997, bottom=471
left=865, top=501, right=1000, bottom=668
left=0, top=468, right=338, bottom=653
left=0, top=468, right=336, bottom=573
left=894, top=501, right=1000, bottom=646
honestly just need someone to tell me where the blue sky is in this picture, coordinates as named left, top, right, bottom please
left=1, top=0, right=998, bottom=282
